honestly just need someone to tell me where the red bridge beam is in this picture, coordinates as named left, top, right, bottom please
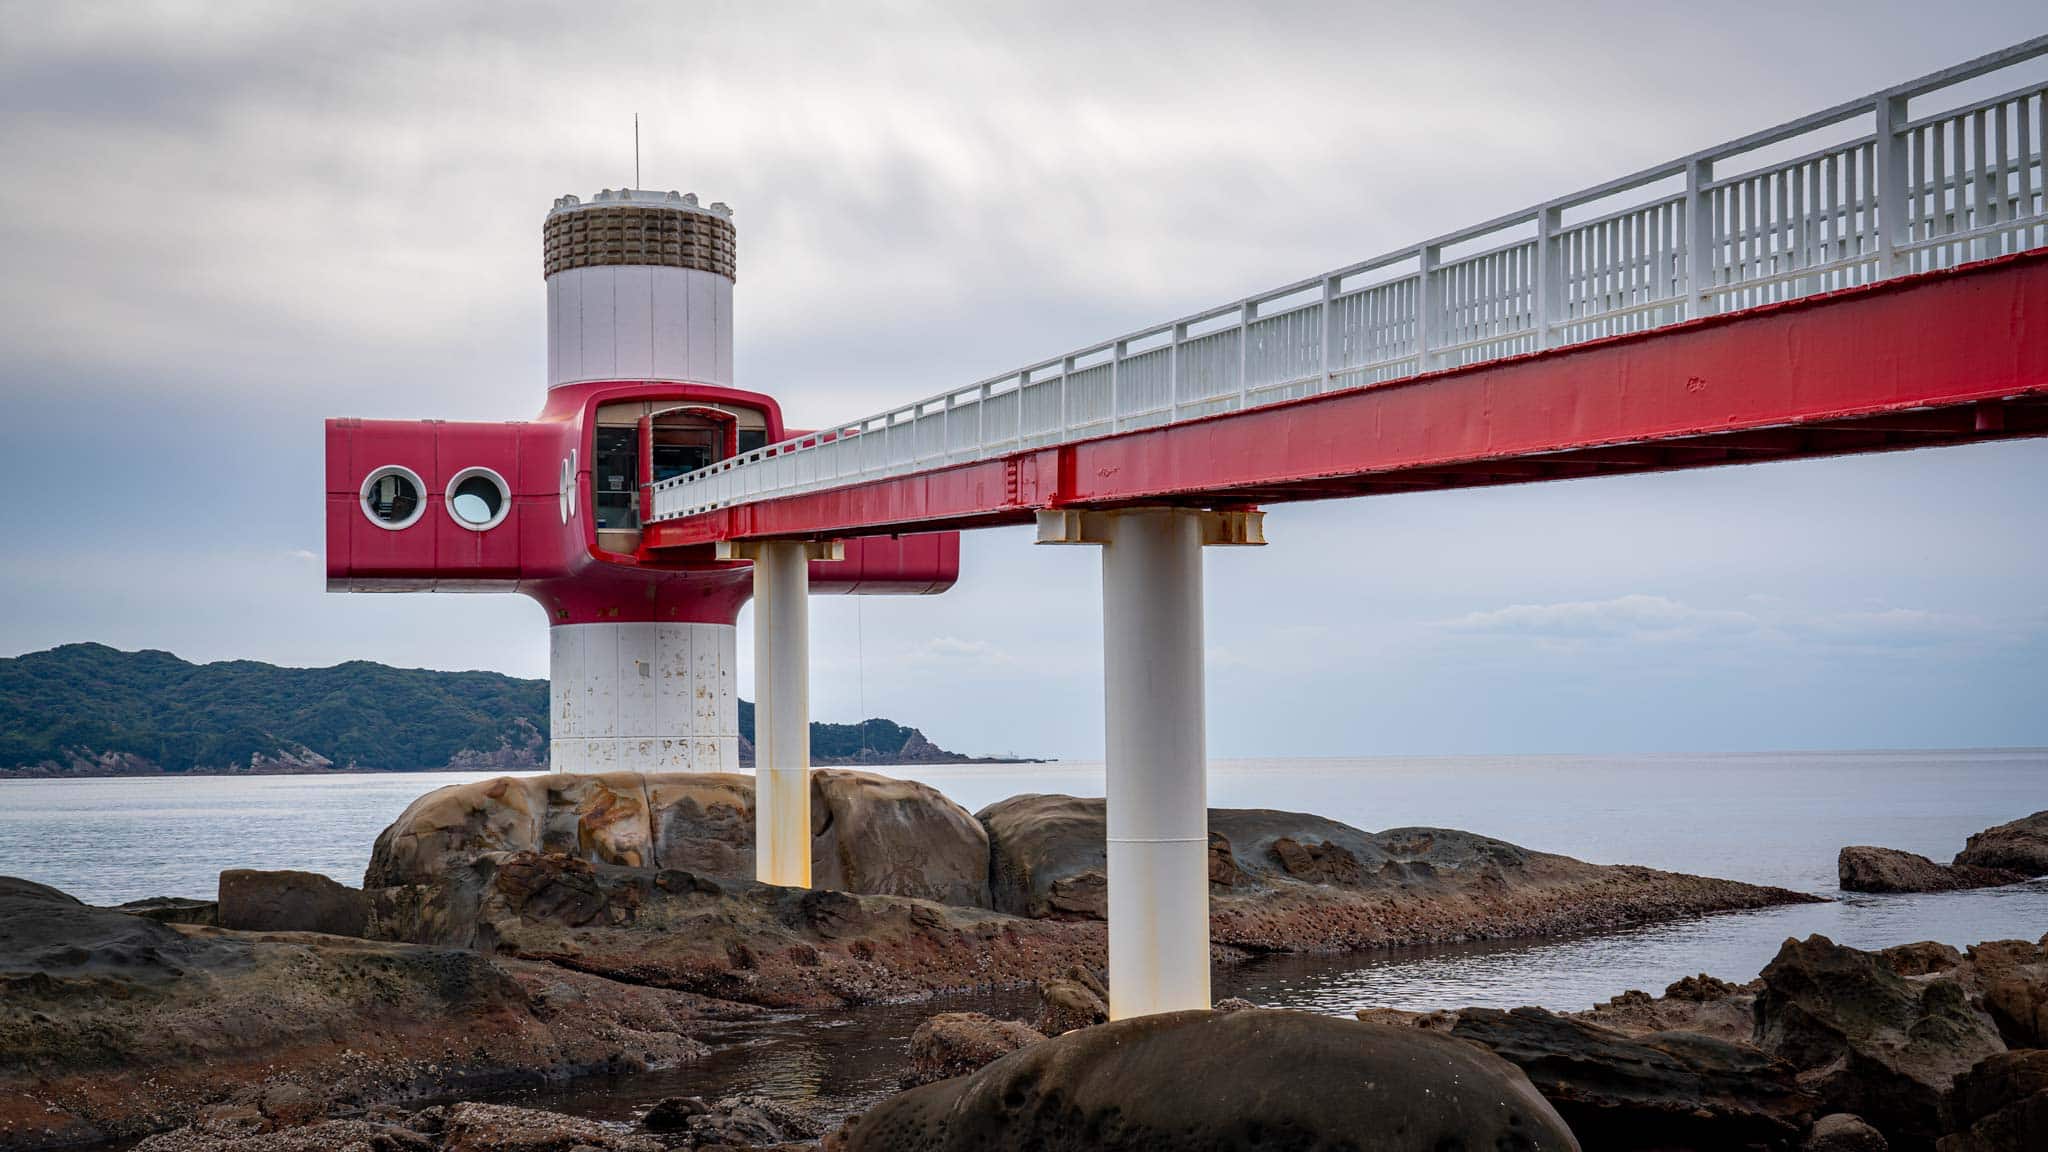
left=644, top=249, right=2048, bottom=548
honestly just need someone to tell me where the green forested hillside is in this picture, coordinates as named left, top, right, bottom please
left=0, top=643, right=547, bottom=774
left=0, top=643, right=986, bottom=776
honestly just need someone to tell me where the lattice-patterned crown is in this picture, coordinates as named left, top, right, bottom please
left=543, top=190, right=735, bottom=280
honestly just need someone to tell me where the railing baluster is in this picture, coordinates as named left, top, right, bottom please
left=1534, top=208, right=1559, bottom=349
left=1110, top=340, right=1123, bottom=432
left=1168, top=323, right=1185, bottom=422
left=1236, top=302, right=1254, bottom=410
left=1686, top=157, right=1714, bottom=318
left=1318, top=276, right=1337, bottom=393
left=1415, top=245, right=1440, bottom=372
left=1062, top=356, right=1078, bottom=438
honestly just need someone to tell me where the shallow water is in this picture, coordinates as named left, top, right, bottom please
left=4, top=750, right=2043, bottom=1131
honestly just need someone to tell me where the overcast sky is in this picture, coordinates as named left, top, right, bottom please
left=3, top=2, right=2044, bottom=760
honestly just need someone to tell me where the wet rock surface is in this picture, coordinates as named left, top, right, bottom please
left=979, top=795, right=1820, bottom=950
left=1031, top=971, right=1108, bottom=1035
left=902, top=1012, right=1045, bottom=1087
left=1354, top=933, right=2048, bottom=1151
left=642, top=1094, right=825, bottom=1149
left=1838, top=847, right=2025, bottom=894
left=1938, top=1050, right=2048, bottom=1151
left=1447, top=1005, right=1818, bottom=1149
left=218, top=868, right=369, bottom=936
left=841, top=1009, right=1580, bottom=1151
left=1808, top=1113, right=1889, bottom=1151
left=0, top=875, right=737, bottom=1151
left=1952, top=811, right=2048, bottom=878
left=113, top=896, right=220, bottom=926
left=1755, top=935, right=2008, bottom=1149
left=363, top=850, right=1103, bottom=1011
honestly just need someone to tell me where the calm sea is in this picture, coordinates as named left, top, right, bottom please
left=2, top=750, right=2043, bottom=1015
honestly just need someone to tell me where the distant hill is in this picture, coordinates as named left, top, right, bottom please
left=0, top=643, right=1007, bottom=778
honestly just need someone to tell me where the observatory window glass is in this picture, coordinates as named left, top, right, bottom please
left=652, top=427, right=716, bottom=481
left=737, top=429, right=768, bottom=454
left=593, top=426, right=639, bottom=529
left=445, top=468, right=510, bottom=531
left=360, top=466, right=425, bottom=530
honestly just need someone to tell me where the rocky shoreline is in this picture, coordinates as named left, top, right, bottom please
left=22, top=928, right=2044, bottom=1151
left=4, top=777, right=2040, bottom=1151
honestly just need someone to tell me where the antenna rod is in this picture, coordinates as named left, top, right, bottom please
left=634, top=113, right=640, bottom=188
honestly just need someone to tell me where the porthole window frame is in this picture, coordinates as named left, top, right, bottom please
left=444, top=466, right=512, bottom=532
left=359, top=464, right=427, bottom=531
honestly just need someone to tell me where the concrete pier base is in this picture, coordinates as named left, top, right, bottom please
left=548, top=622, right=740, bottom=772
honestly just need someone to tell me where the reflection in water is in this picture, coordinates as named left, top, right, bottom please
left=491, top=987, right=1042, bottom=1125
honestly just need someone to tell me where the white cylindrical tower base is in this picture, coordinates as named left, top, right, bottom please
left=550, top=622, right=740, bottom=773
left=751, top=541, right=812, bottom=888
left=1100, top=509, right=1210, bottom=1019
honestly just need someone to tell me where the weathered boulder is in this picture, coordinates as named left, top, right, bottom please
left=365, top=773, right=546, bottom=887
left=845, top=1010, right=1578, bottom=1151
left=1755, top=935, right=2006, bottom=1150
left=366, top=770, right=991, bottom=908
left=1448, top=1005, right=1818, bottom=1149
left=1809, top=1113, right=1889, bottom=1151
left=1839, top=846, right=2023, bottom=893
left=1938, top=1050, right=2048, bottom=1152
left=217, top=869, right=367, bottom=937
left=903, top=1012, right=1044, bottom=1086
left=813, top=770, right=990, bottom=908
left=1953, top=811, right=2048, bottom=877
left=977, top=793, right=1110, bottom=918
left=646, top=774, right=756, bottom=878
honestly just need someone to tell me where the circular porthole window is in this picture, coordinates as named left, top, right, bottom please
left=445, top=466, right=511, bottom=531
left=359, top=465, right=426, bottom=530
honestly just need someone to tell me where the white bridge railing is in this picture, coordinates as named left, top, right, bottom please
left=652, top=35, right=2048, bottom=524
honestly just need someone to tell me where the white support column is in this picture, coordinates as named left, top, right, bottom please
left=1037, top=506, right=1265, bottom=1019
left=720, top=538, right=844, bottom=888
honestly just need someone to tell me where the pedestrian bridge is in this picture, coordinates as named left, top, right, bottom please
left=648, top=37, right=2048, bottom=1020
left=646, top=34, right=2047, bottom=543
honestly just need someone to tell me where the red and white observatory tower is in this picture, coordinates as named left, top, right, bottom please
left=325, top=189, right=958, bottom=880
